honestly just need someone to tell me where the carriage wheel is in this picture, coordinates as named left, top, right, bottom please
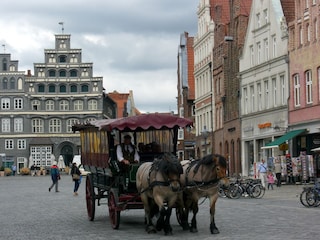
left=86, top=174, right=95, bottom=221
left=108, top=189, right=120, bottom=229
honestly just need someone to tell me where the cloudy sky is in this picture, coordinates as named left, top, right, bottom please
left=0, top=0, right=198, bottom=113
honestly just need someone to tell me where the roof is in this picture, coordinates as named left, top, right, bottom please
left=73, top=113, right=193, bottom=132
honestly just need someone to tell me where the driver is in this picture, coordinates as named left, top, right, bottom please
left=116, top=134, right=140, bottom=165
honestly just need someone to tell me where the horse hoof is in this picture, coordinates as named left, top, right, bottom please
left=146, top=226, right=157, bottom=234
left=190, top=228, right=198, bottom=233
left=211, top=228, right=220, bottom=234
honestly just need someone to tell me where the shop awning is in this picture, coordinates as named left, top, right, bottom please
left=311, top=147, right=320, bottom=152
left=261, top=129, right=306, bottom=149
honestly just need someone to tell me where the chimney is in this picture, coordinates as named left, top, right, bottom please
left=27, top=70, right=31, bottom=76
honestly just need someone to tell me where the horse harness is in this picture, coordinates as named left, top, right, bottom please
left=184, top=160, right=221, bottom=190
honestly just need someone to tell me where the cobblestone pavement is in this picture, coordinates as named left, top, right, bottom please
left=0, top=174, right=319, bottom=240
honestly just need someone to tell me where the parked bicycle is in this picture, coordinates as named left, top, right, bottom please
left=299, top=182, right=320, bottom=207
left=219, top=178, right=265, bottom=199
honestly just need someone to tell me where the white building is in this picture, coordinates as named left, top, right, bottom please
left=239, top=0, right=289, bottom=176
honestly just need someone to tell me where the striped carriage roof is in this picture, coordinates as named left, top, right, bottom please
left=72, top=113, right=193, bottom=132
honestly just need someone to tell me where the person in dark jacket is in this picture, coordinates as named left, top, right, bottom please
left=71, top=162, right=82, bottom=196
left=49, top=161, right=60, bottom=192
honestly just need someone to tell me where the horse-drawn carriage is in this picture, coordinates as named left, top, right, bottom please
left=72, top=113, right=193, bottom=231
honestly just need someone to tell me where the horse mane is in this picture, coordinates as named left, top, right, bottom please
left=152, top=152, right=183, bottom=175
left=193, top=154, right=226, bottom=173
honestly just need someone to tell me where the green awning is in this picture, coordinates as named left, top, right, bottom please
left=261, top=129, right=306, bottom=149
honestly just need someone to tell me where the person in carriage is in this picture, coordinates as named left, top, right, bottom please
left=116, top=134, right=140, bottom=190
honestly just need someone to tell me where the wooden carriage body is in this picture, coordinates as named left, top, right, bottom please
left=72, top=113, right=192, bottom=229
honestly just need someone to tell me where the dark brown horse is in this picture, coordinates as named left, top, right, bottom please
left=177, top=154, right=229, bottom=234
left=136, top=153, right=183, bottom=235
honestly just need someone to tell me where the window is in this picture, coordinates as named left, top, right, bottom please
left=2, top=118, right=10, bottom=132
left=49, top=70, right=56, bottom=77
left=272, top=77, right=277, bottom=107
left=178, top=128, right=184, bottom=140
left=314, top=19, right=318, bottom=41
left=14, top=118, right=23, bottom=132
left=3, top=78, right=8, bottom=89
left=74, top=100, right=83, bottom=110
left=38, top=84, right=45, bottom=92
left=264, top=38, right=269, bottom=61
left=243, top=87, right=248, bottom=114
left=49, top=119, right=61, bottom=133
left=48, top=85, right=56, bottom=93
left=14, top=98, right=23, bottom=109
left=30, top=146, right=53, bottom=167
left=59, top=100, right=69, bottom=110
left=256, top=13, right=261, bottom=28
left=257, top=42, right=261, bottom=64
left=1, top=98, right=10, bottom=109
left=5, top=139, right=14, bottom=149
left=306, top=70, right=313, bottom=104
left=10, top=77, right=15, bottom=89
left=263, top=9, right=268, bottom=25
left=88, top=99, right=98, bottom=110
left=46, top=100, right=55, bottom=111
left=264, top=80, right=269, bottom=109
left=32, top=100, right=40, bottom=110
left=257, top=83, right=262, bottom=110
left=59, top=85, right=66, bottom=93
left=272, top=36, right=277, bottom=57
left=81, top=85, right=89, bottom=92
left=250, top=45, right=254, bottom=66
left=59, top=55, right=67, bottom=63
left=59, top=70, right=66, bottom=77
left=32, top=118, right=44, bottom=133
left=2, top=58, right=7, bottom=71
left=293, top=74, right=301, bottom=107
left=299, top=26, right=303, bottom=46
left=67, top=118, right=79, bottom=133
left=70, top=85, right=77, bottom=92
left=280, top=75, right=286, bottom=105
left=70, top=70, right=77, bottom=77
left=250, top=85, right=255, bottom=112
left=307, top=24, right=311, bottom=43
left=17, top=139, right=26, bottom=149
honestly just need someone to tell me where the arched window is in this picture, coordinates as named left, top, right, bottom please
left=59, top=85, right=66, bottom=93
left=46, top=100, right=55, bottom=111
left=59, top=55, right=67, bottom=63
left=38, top=84, right=45, bottom=93
left=49, top=85, right=56, bottom=93
left=49, top=118, right=61, bottom=133
left=59, top=70, right=66, bottom=77
left=70, top=69, right=77, bottom=77
left=3, top=78, right=8, bottom=89
left=10, top=77, right=15, bottom=89
left=81, top=84, right=89, bottom=92
left=70, top=85, right=77, bottom=92
left=48, top=70, right=56, bottom=77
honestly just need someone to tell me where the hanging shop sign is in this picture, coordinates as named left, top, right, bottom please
left=279, top=143, right=289, bottom=151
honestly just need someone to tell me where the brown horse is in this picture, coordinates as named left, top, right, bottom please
left=136, top=153, right=183, bottom=235
left=177, top=154, right=229, bottom=234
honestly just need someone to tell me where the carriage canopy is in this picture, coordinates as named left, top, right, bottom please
left=72, top=113, right=193, bottom=132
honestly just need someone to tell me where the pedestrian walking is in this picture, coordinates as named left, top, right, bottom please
left=11, top=164, right=17, bottom=176
left=267, top=171, right=275, bottom=190
left=49, top=161, right=60, bottom=192
left=274, top=158, right=282, bottom=187
left=70, top=162, right=81, bottom=196
left=258, top=159, right=267, bottom=189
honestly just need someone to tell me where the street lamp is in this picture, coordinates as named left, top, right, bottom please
left=201, top=126, right=209, bottom=157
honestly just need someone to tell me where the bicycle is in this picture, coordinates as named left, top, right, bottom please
left=229, top=178, right=265, bottom=199
left=299, top=182, right=320, bottom=207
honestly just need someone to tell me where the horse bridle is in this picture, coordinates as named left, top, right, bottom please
left=185, top=161, right=222, bottom=188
